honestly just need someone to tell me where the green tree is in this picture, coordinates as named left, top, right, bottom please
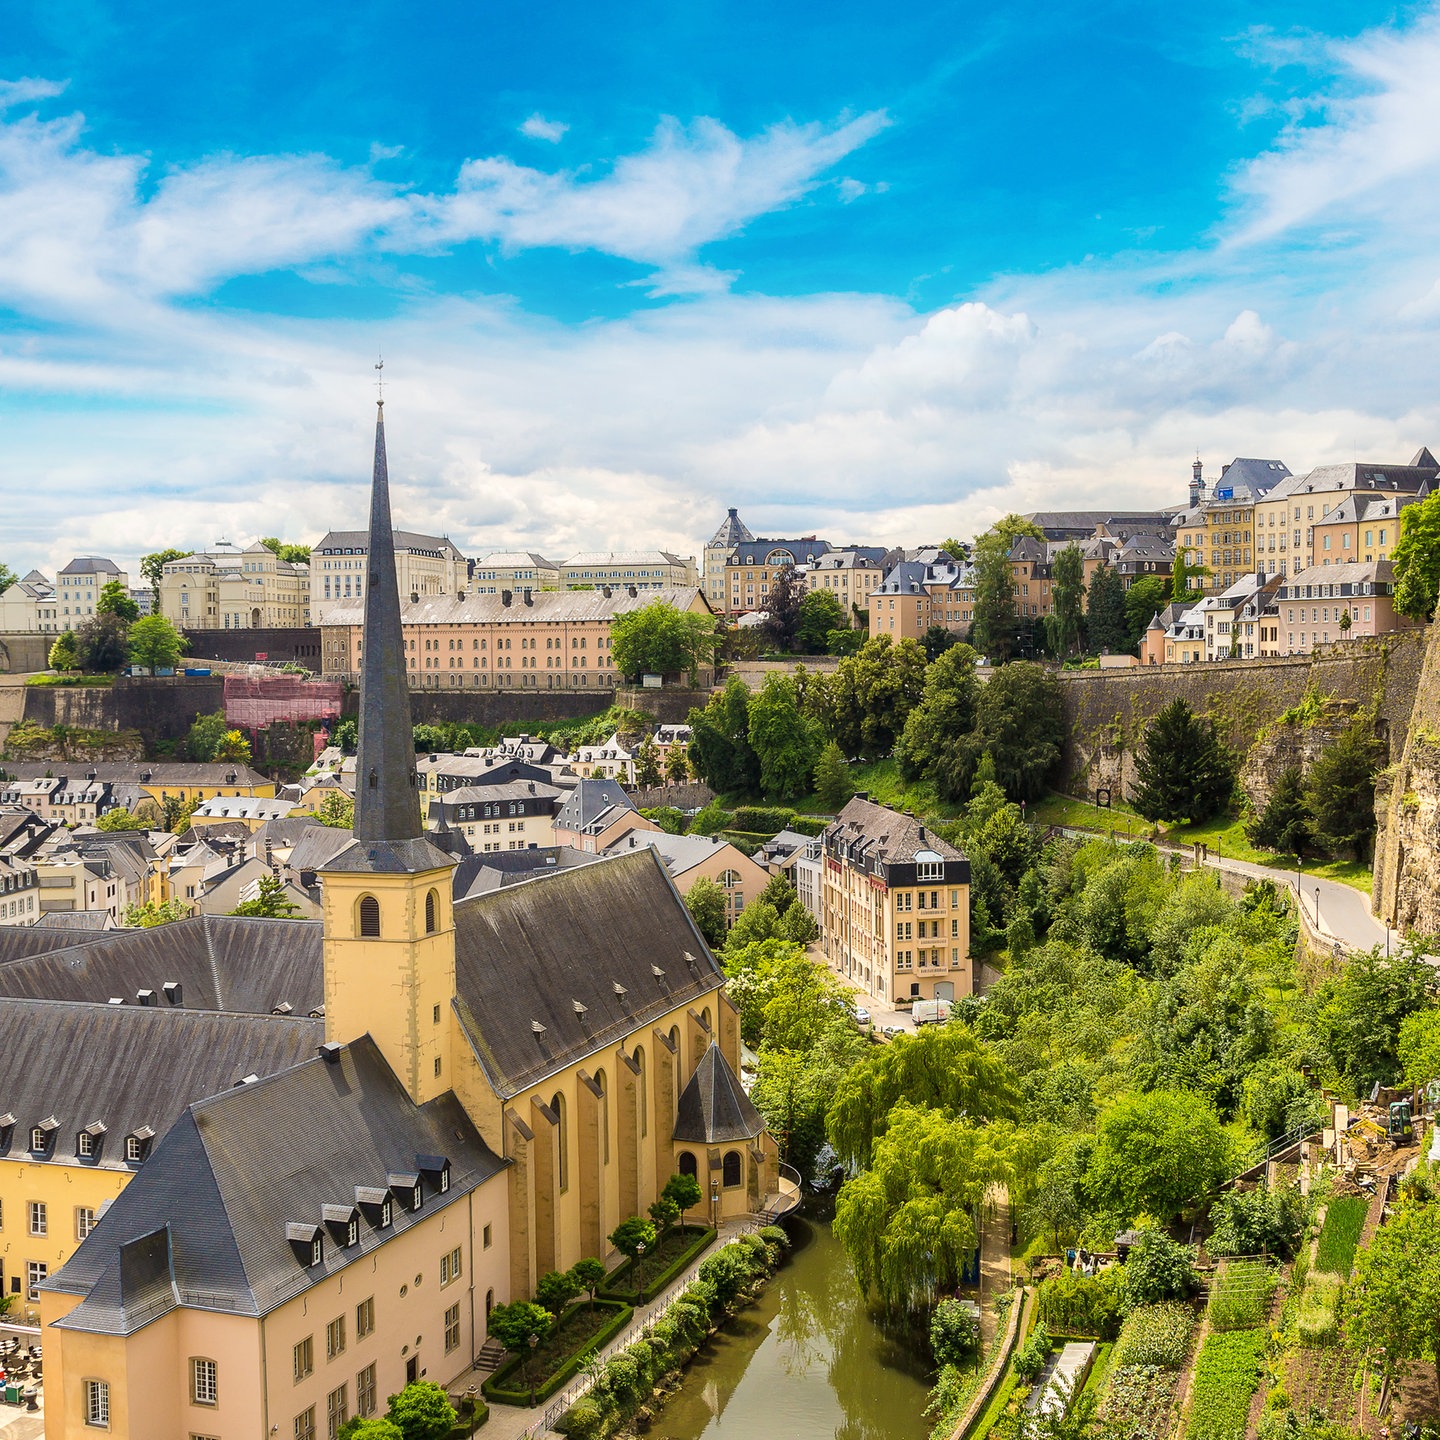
left=534, top=1268, right=580, bottom=1316
left=684, top=876, right=728, bottom=947
left=96, top=805, right=159, bottom=831
left=608, top=1216, right=657, bottom=1290
left=896, top=643, right=981, bottom=800
left=385, top=1381, right=456, bottom=1440
left=1119, top=1225, right=1200, bottom=1305
left=930, top=1297, right=981, bottom=1366
left=1124, top=575, right=1172, bottom=647
left=76, top=613, right=131, bottom=672
left=940, top=538, right=968, bottom=561
left=0, top=563, right=15, bottom=594
left=796, top=588, right=846, bottom=653
left=829, top=636, right=928, bottom=760
left=1392, top=487, right=1440, bottom=620
left=827, top=1025, right=1020, bottom=1169
left=1172, top=545, right=1209, bottom=605
left=338, top=1420, right=405, bottom=1440
left=186, top=711, right=229, bottom=762
left=214, top=728, right=252, bottom=762
left=1317, top=943, right=1432, bottom=1094
left=923, top=625, right=958, bottom=661
left=1085, top=564, right=1127, bottom=653
left=315, top=791, right=355, bottom=828
left=569, top=1256, right=606, bottom=1311
left=1086, top=1090, right=1229, bottom=1222
left=97, top=579, right=140, bottom=622
left=1246, top=766, right=1310, bottom=855
left=485, top=1303, right=552, bottom=1402
left=48, top=631, right=80, bottom=673
left=139, top=548, right=186, bottom=603
left=123, top=898, right=189, bottom=928
left=1130, top=699, right=1234, bottom=823
left=973, top=661, right=1063, bottom=802
left=1399, top=1010, right=1440, bottom=1088
left=760, top=564, right=806, bottom=651
left=970, top=530, right=1021, bottom=663
left=1049, top=543, right=1085, bottom=656
left=1347, top=1194, right=1440, bottom=1398
left=813, top=740, right=854, bottom=811
left=229, top=874, right=301, bottom=918
left=747, top=674, right=821, bottom=801
left=634, top=739, right=662, bottom=787
left=826, top=627, right=865, bottom=656
left=127, top=614, right=186, bottom=672
left=611, top=601, right=719, bottom=681
left=334, top=718, right=358, bottom=753
left=664, top=743, right=690, bottom=783
left=1304, top=717, right=1385, bottom=860
left=687, top=678, right=760, bottom=793
left=663, top=1171, right=704, bottom=1229
left=260, top=537, right=312, bottom=565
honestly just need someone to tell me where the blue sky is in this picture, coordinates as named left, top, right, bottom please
left=3, top=0, right=1439, bottom=576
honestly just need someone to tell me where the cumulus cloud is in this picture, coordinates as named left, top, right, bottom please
left=520, top=113, right=568, bottom=143
left=0, top=77, right=67, bottom=108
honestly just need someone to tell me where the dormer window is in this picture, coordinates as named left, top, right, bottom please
left=286, top=1222, right=324, bottom=1267
left=312, top=1236, right=323, bottom=1266
left=30, top=1128, right=45, bottom=1153
left=382, top=1197, right=393, bottom=1228
left=323, top=1204, right=361, bottom=1249
left=348, top=1216, right=359, bottom=1247
left=125, top=1127, right=154, bottom=1163
left=417, top=1154, right=451, bottom=1195
left=31, top=1117, right=57, bottom=1155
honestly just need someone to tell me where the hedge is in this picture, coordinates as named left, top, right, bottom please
left=729, top=806, right=796, bottom=834
left=482, top=1300, right=633, bottom=1406
left=596, top=1227, right=716, bottom=1304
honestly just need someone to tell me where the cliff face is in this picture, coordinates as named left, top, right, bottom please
left=1374, top=618, right=1440, bottom=936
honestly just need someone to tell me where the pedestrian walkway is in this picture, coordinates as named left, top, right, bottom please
left=977, top=1184, right=1012, bottom=1350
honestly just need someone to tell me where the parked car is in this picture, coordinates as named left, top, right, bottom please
left=880, top=1024, right=905, bottom=1039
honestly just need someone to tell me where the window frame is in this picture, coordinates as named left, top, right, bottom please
left=84, top=1378, right=111, bottom=1429
left=191, top=1356, right=219, bottom=1407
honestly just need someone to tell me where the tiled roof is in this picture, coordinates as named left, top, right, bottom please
left=825, top=796, right=966, bottom=867
left=314, top=529, right=464, bottom=558
left=673, top=1043, right=764, bottom=1144
left=322, top=588, right=705, bottom=626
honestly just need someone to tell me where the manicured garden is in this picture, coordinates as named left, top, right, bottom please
left=596, top=1224, right=715, bottom=1303
left=1205, top=1259, right=1276, bottom=1332
left=482, top=1298, right=633, bottom=1405
left=1184, top=1329, right=1266, bottom=1440
left=1314, top=1196, right=1368, bottom=1275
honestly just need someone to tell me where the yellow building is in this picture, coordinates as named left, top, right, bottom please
left=820, top=795, right=972, bottom=1007
left=37, top=400, right=788, bottom=1438
left=0, top=761, right=275, bottom=807
left=158, top=542, right=310, bottom=630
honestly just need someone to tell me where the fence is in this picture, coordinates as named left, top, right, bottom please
left=520, top=1218, right=766, bottom=1438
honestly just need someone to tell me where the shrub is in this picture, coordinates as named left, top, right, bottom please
left=1295, top=1272, right=1342, bottom=1346
left=758, top=1224, right=790, bottom=1248
left=1037, top=1266, right=1124, bottom=1337
left=1122, top=1228, right=1199, bottom=1308
left=930, top=1298, right=981, bottom=1367
left=1314, top=1197, right=1367, bottom=1276
left=1013, top=1321, right=1051, bottom=1381
left=556, top=1397, right=604, bottom=1440
left=730, top=805, right=796, bottom=834
left=1206, top=1260, right=1276, bottom=1332
left=1207, top=1185, right=1307, bottom=1260
left=1113, top=1303, right=1195, bottom=1369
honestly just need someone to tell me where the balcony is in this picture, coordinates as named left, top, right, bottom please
left=758, top=1163, right=803, bottom=1222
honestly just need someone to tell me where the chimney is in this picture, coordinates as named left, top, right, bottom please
left=319, top=1042, right=343, bottom=1063
left=523, top=589, right=533, bottom=606
left=501, top=590, right=512, bottom=607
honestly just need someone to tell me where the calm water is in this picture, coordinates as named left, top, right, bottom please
left=649, top=1212, right=934, bottom=1440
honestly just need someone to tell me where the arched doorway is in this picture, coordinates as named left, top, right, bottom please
left=250, top=608, right=262, bottom=628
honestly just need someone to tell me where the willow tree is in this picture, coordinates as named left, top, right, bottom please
left=826, top=1025, right=1020, bottom=1170
left=833, top=1103, right=1017, bottom=1311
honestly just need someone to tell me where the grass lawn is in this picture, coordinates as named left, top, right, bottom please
left=788, top=758, right=964, bottom=821
left=1028, top=794, right=1373, bottom=896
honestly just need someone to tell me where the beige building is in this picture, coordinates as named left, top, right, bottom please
left=703, top=509, right=756, bottom=611
left=319, top=586, right=713, bottom=691
left=0, top=761, right=275, bottom=808
left=869, top=558, right=977, bottom=641
left=796, top=548, right=892, bottom=626
left=820, top=796, right=972, bottom=1007
left=554, top=778, right=661, bottom=853
left=1, top=558, right=128, bottom=632
left=471, top=551, right=561, bottom=592
left=1173, top=457, right=1290, bottom=593
left=721, top=537, right=832, bottom=617
left=1276, top=560, right=1421, bottom=653
left=0, top=854, right=39, bottom=925
left=426, top=779, right=563, bottom=852
left=311, top=528, right=467, bottom=626
left=559, top=551, right=699, bottom=591
left=0, top=570, right=60, bottom=633
left=602, top=827, right=769, bottom=930
left=158, top=543, right=310, bottom=630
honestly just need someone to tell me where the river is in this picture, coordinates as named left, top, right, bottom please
left=648, top=1211, right=935, bottom=1440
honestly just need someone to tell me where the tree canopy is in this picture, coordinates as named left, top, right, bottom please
left=260, top=537, right=312, bottom=565
left=611, top=601, right=718, bottom=681
left=128, top=614, right=187, bottom=672
left=1392, top=487, right=1440, bottom=620
left=747, top=674, right=822, bottom=800
left=97, top=579, right=139, bottom=622
left=1131, top=699, right=1234, bottom=822
left=970, top=531, right=1020, bottom=663
left=796, top=588, right=846, bottom=653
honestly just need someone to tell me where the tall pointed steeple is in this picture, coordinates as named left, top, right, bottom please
left=355, top=399, right=423, bottom=845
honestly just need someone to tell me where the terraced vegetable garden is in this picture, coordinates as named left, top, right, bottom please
left=1183, top=1329, right=1266, bottom=1440
left=1097, top=1303, right=1196, bottom=1440
left=1314, top=1196, right=1368, bottom=1275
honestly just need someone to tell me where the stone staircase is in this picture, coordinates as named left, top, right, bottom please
left=472, top=1337, right=507, bottom=1375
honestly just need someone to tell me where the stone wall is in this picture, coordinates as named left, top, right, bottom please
left=1058, top=630, right=1429, bottom=802
left=628, top=782, right=715, bottom=811
left=1373, top=619, right=1440, bottom=936
left=180, top=627, right=325, bottom=667
left=0, top=634, right=55, bottom=674
left=21, top=675, right=228, bottom=742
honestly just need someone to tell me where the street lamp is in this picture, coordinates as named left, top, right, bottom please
left=466, top=1385, right=479, bottom=1438
left=1314, top=886, right=1321, bottom=925
left=527, top=1333, right=539, bottom=1407
left=635, top=1241, right=647, bottom=1304
left=711, top=1179, right=720, bottom=1231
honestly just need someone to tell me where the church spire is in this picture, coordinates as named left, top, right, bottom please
left=354, top=398, right=423, bottom=844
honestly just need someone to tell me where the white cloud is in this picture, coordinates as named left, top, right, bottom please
left=0, top=77, right=67, bottom=109
left=520, top=114, right=568, bottom=143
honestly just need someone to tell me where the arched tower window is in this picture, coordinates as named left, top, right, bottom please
left=551, top=1092, right=569, bottom=1193
left=723, top=1150, right=742, bottom=1187
left=358, top=895, right=380, bottom=938
left=678, top=1150, right=698, bottom=1179
left=425, top=889, right=438, bottom=934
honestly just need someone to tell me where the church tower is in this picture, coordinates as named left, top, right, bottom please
left=319, top=398, right=458, bottom=1105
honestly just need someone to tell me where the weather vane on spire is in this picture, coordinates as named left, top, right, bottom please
left=374, top=355, right=385, bottom=405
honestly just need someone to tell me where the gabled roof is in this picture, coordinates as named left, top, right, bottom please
left=673, top=1042, right=765, bottom=1144
left=46, top=1036, right=504, bottom=1332
left=601, top=828, right=755, bottom=880
left=825, top=796, right=967, bottom=867
left=0, top=915, right=324, bottom=1016
left=555, top=778, right=636, bottom=833
left=0, top=999, right=321, bottom=1171
left=451, top=848, right=722, bottom=1098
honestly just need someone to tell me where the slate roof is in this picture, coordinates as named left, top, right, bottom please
left=727, top=539, right=832, bottom=566
left=59, top=557, right=123, bottom=576
left=555, top=778, right=636, bottom=834
left=451, top=846, right=604, bottom=900
left=45, top=1035, right=505, bottom=1332
left=0, top=915, right=325, bottom=1015
left=314, top=529, right=465, bottom=559
left=32, top=911, right=115, bottom=932
left=708, top=508, right=755, bottom=549
left=601, top=828, right=752, bottom=880
left=673, top=1042, right=765, bottom=1144
left=1209, top=458, right=1291, bottom=498
left=825, top=796, right=966, bottom=867
left=284, top=825, right=356, bottom=875
left=451, top=847, right=722, bottom=1098
left=0, top=999, right=321, bottom=1170
left=0, top=761, right=271, bottom=789
left=1266, top=460, right=1435, bottom=500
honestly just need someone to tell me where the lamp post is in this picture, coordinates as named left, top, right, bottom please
left=711, top=1179, right=720, bottom=1232
left=527, top=1333, right=538, bottom=1407
left=466, top=1384, right=479, bottom=1438
left=1314, top=886, right=1321, bottom=926
left=635, top=1241, right=646, bottom=1304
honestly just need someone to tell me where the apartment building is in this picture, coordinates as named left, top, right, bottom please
left=0, top=855, right=38, bottom=925
left=0, top=761, right=275, bottom=808
left=319, top=586, right=713, bottom=690
left=601, top=827, right=769, bottom=929
left=721, top=537, right=833, bottom=616
left=704, top=508, right=756, bottom=610
left=471, top=551, right=561, bottom=591
left=820, top=795, right=971, bottom=1007
left=0, top=559, right=126, bottom=633
left=869, top=558, right=977, bottom=640
left=424, top=778, right=563, bottom=851
left=1173, top=457, right=1290, bottom=593
left=1200, top=573, right=1284, bottom=660
left=1276, top=560, right=1420, bottom=653
left=559, top=551, right=698, bottom=591
left=0, top=570, right=60, bottom=633
left=796, top=548, right=893, bottom=625
left=311, top=528, right=467, bottom=625
left=158, top=543, right=309, bottom=630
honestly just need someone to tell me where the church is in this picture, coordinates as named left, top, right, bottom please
left=30, top=403, right=781, bottom=1438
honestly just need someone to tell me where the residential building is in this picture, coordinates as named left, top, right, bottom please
left=869, top=556, right=980, bottom=641
left=36, top=399, right=788, bottom=1438
left=319, top=586, right=713, bottom=691
left=1018, top=511, right=1175, bottom=543
left=0, top=775, right=115, bottom=827
left=471, top=551, right=561, bottom=591
left=158, top=543, right=310, bottom=630
left=1173, top=456, right=1291, bottom=593
left=756, top=830, right=823, bottom=922
left=416, top=753, right=567, bottom=807
left=601, top=828, right=769, bottom=928
left=0, top=570, right=60, bottom=633
left=553, top=777, right=660, bottom=853
left=0, top=854, right=38, bottom=925
left=559, top=551, right=699, bottom=591
left=0, top=761, right=275, bottom=807
left=1252, top=451, right=1436, bottom=578
left=55, top=557, right=130, bottom=629
left=1201, top=573, right=1284, bottom=660
left=819, top=795, right=971, bottom=1007
left=796, top=548, right=894, bottom=627
left=188, top=795, right=299, bottom=833
left=425, top=779, right=563, bottom=852
left=720, top=537, right=834, bottom=617
left=1142, top=600, right=1209, bottom=665
left=704, top=508, right=756, bottom=610
left=574, top=733, right=637, bottom=782
left=1276, top=560, right=1421, bottom=653
left=311, top=527, right=467, bottom=626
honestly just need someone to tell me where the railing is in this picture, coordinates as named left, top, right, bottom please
left=759, top=1165, right=803, bottom=1222
left=1234, top=1120, right=1324, bottom=1178
left=531, top=1218, right=767, bottom=1436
